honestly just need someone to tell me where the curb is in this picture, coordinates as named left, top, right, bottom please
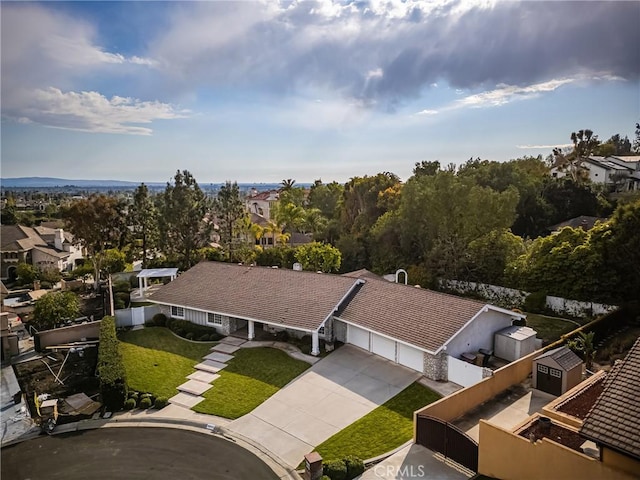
left=3, top=415, right=301, bottom=480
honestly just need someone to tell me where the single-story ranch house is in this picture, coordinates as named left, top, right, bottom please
left=148, top=261, right=527, bottom=385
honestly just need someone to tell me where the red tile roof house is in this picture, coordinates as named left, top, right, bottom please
left=148, top=261, right=527, bottom=384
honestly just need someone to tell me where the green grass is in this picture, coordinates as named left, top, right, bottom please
left=313, top=382, right=441, bottom=462
left=525, top=313, right=580, bottom=345
left=119, top=327, right=215, bottom=399
left=193, top=348, right=310, bottom=418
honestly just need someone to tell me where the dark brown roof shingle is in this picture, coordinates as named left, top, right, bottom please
left=149, top=261, right=359, bottom=331
left=580, top=336, right=640, bottom=460
left=337, top=278, right=487, bottom=352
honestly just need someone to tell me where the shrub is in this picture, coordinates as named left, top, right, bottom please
left=168, top=318, right=222, bottom=341
left=343, top=456, right=364, bottom=480
left=124, top=398, right=136, bottom=410
left=198, top=334, right=210, bottom=342
left=154, top=397, right=168, bottom=409
left=98, top=316, right=127, bottom=411
left=40, top=281, right=53, bottom=290
left=128, top=391, right=139, bottom=400
left=524, top=291, right=547, bottom=313
left=139, top=397, right=152, bottom=409
left=115, top=291, right=130, bottom=309
left=129, top=275, right=139, bottom=289
left=275, top=330, right=290, bottom=342
left=323, top=460, right=347, bottom=480
left=113, top=280, right=131, bottom=293
left=185, top=332, right=195, bottom=340
left=321, top=477, right=331, bottom=480
left=152, top=313, right=167, bottom=327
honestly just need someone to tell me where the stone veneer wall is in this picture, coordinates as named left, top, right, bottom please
left=333, top=319, right=347, bottom=343
left=423, top=351, right=448, bottom=380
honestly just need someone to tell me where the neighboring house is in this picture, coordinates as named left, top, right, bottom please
left=548, top=215, right=607, bottom=232
left=0, top=225, right=83, bottom=281
left=414, top=333, right=639, bottom=479
left=551, top=156, right=640, bottom=192
left=580, top=337, right=640, bottom=474
left=245, top=189, right=279, bottom=220
left=148, top=261, right=527, bottom=384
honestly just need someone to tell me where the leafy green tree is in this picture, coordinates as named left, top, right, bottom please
left=280, top=178, right=296, bottom=191
left=63, top=195, right=128, bottom=288
left=38, top=268, right=62, bottom=285
left=634, top=123, right=640, bottom=153
left=212, top=181, right=246, bottom=258
left=466, top=229, right=526, bottom=285
left=1, top=205, right=18, bottom=225
left=295, top=242, right=341, bottom=273
left=375, top=171, right=519, bottom=280
left=129, top=183, right=159, bottom=268
left=413, top=160, right=441, bottom=177
left=568, top=331, right=596, bottom=371
left=16, top=263, right=38, bottom=285
left=307, top=180, right=343, bottom=219
left=32, top=291, right=80, bottom=330
left=100, top=248, right=128, bottom=275
left=159, top=170, right=212, bottom=269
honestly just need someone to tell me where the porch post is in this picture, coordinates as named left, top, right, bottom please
left=138, top=275, right=143, bottom=293
left=311, top=331, right=320, bottom=356
left=248, top=320, right=255, bottom=341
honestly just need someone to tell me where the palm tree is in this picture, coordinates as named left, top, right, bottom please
left=280, top=179, right=296, bottom=191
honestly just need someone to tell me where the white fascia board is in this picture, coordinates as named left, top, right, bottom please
left=333, top=315, right=435, bottom=355
left=435, top=304, right=524, bottom=354
left=316, top=279, right=365, bottom=333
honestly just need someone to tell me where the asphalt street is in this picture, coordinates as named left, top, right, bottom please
left=1, top=427, right=279, bottom=480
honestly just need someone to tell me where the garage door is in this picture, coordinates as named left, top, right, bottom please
left=371, top=333, right=396, bottom=361
left=398, top=343, right=424, bottom=372
left=348, top=325, right=370, bottom=350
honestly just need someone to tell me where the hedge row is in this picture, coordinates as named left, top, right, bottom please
left=323, top=456, right=364, bottom=480
left=146, top=313, right=223, bottom=342
left=98, top=316, right=127, bottom=411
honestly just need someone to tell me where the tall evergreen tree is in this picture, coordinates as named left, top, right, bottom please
left=213, top=181, right=246, bottom=259
left=159, top=170, right=212, bottom=269
left=129, top=183, right=159, bottom=268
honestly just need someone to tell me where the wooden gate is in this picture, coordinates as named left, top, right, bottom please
left=415, top=415, right=478, bottom=472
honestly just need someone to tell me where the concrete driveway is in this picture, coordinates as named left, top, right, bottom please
left=228, top=345, right=421, bottom=467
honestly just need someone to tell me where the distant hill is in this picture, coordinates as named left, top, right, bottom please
left=0, top=177, right=312, bottom=190
left=1, top=177, right=146, bottom=188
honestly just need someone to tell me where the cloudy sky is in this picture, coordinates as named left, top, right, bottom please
left=1, top=1, right=638, bottom=183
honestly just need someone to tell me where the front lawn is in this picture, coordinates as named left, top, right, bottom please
left=193, top=348, right=310, bottom=418
left=313, top=382, right=441, bottom=462
left=525, top=313, right=580, bottom=345
left=119, top=327, right=215, bottom=399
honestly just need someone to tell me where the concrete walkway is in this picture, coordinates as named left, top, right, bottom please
left=170, top=336, right=241, bottom=408
left=228, top=346, right=420, bottom=468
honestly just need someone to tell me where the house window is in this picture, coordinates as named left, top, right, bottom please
left=318, top=326, right=325, bottom=335
left=537, top=364, right=548, bottom=374
left=550, top=368, right=562, bottom=378
left=171, top=306, right=185, bottom=318
left=207, top=313, right=223, bottom=325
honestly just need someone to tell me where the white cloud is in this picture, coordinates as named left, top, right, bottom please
left=455, top=78, right=575, bottom=108
left=18, top=87, right=188, bottom=135
left=416, top=109, right=438, bottom=115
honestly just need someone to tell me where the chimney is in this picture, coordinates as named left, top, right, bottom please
left=54, top=229, right=64, bottom=250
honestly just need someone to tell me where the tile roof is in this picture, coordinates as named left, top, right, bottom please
left=148, top=261, right=359, bottom=331
left=1, top=225, right=44, bottom=251
left=337, top=277, right=488, bottom=352
left=32, top=246, right=70, bottom=259
left=342, top=269, right=383, bottom=281
left=580, top=336, right=640, bottom=460
left=534, top=346, right=582, bottom=371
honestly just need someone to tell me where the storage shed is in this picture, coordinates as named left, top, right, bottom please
left=494, top=325, right=537, bottom=362
left=532, top=346, right=583, bottom=396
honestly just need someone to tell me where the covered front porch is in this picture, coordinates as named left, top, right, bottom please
left=230, top=320, right=322, bottom=356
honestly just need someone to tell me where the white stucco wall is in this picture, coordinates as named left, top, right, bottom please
left=444, top=309, right=515, bottom=359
